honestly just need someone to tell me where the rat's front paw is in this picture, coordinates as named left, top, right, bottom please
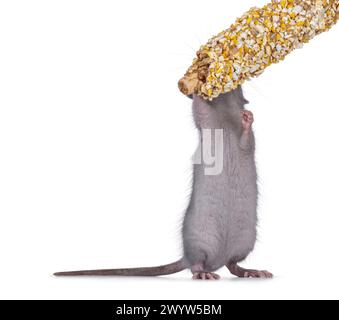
left=241, top=110, right=254, bottom=132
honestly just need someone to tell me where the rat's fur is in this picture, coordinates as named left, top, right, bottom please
left=55, top=86, right=264, bottom=278
left=183, top=87, right=257, bottom=273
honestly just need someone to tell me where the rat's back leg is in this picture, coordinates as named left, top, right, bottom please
left=183, top=223, right=224, bottom=280
left=183, top=245, right=222, bottom=280
left=226, top=263, right=273, bottom=278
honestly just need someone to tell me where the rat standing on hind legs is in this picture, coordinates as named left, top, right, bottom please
left=54, top=86, right=272, bottom=280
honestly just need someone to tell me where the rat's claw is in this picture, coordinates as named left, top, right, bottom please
left=192, top=272, right=221, bottom=280
left=243, top=270, right=273, bottom=279
left=261, top=270, right=273, bottom=278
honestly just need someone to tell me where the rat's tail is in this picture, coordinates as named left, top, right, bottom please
left=54, top=259, right=186, bottom=277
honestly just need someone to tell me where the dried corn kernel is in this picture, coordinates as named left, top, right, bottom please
left=178, top=0, right=338, bottom=100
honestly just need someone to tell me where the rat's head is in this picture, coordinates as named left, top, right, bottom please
left=192, top=86, right=249, bottom=129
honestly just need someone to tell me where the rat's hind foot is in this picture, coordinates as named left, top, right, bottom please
left=192, top=272, right=221, bottom=280
left=227, top=263, right=273, bottom=279
left=191, top=262, right=221, bottom=280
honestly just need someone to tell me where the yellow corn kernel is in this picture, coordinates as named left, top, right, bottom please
left=179, top=0, right=338, bottom=100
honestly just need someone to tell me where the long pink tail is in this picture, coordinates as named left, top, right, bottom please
left=54, top=259, right=186, bottom=277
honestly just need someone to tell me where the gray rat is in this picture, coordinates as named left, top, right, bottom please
left=54, top=86, right=272, bottom=279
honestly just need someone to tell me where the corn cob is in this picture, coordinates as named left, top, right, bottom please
left=178, top=0, right=338, bottom=100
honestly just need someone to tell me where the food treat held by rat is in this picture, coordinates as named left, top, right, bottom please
left=179, top=0, right=338, bottom=100
left=55, top=87, right=273, bottom=280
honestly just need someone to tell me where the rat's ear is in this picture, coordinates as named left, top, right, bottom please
left=236, top=86, right=249, bottom=105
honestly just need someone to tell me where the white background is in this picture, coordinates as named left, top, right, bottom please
left=0, top=0, right=338, bottom=300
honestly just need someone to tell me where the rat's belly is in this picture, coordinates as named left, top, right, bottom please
left=183, top=193, right=257, bottom=270
left=183, top=154, right=258, bottom=270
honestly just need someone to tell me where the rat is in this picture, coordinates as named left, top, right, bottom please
left=54, top=86, right=272, bottom=280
